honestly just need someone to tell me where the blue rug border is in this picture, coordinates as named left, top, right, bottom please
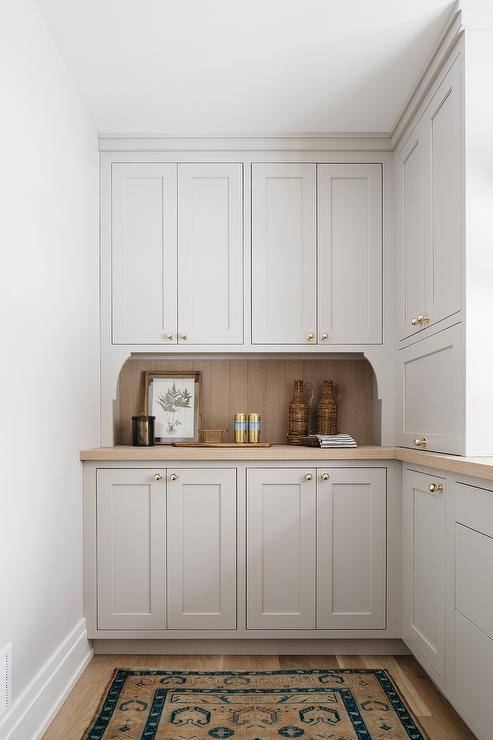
left=83, top=667, right=425, bottom=740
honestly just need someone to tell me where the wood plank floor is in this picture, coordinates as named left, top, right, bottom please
left=43, top=654, right=475, bottom=739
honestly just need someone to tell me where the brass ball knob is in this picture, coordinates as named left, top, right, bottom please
left=414, top=438, right=427, bottom=447
left=321, top=472, right=330, bottom=480
left=153, top=473, right=163, bottom=481
left=169, top=472, right=179, bottom=481
left=304, top=472, right=313, bottom=481
left=428, top=483, right=443, bottom=494
left=306, top=333, right=315, bottom=342
left=320, top=333, right=328, bottom=341
left=166, top=333, right=174, bottom=341
left=181, top=333, right=188, bottom=341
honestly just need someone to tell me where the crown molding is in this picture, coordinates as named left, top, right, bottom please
left=390, top=6, right=463, bottom=149
left=98, top=4, right=470, bottom=155
left=98, top=132, right=393, bottom=152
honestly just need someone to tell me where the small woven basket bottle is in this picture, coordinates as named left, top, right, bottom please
left=287, top=380, right=314, bottom=445
left=317, top=380, right=337, bottom=436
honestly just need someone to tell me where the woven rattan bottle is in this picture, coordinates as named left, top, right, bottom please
left=317, top=380, right=337, bottom=435
left=287, top=380, right=314, bottom=445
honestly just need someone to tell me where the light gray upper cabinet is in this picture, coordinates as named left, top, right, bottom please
left=396, top=58, right=462, bottom=340
left=178, top=163, right=243, bottom=345
left=318, top=164, right=382, bottom=344
left=251, top=162, right=382, bottom=345
left=112, top=163, right=178, bottom=345
left=427, top=60, right=462, bottom=326
left=111, top=162, right=243, bottom=346
left=396, top=121, right=428, bottom=340
left=251, top=163, right=317, bottom=345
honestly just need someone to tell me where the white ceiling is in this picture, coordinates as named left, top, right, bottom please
left=36, top=0, right=456, bottom=135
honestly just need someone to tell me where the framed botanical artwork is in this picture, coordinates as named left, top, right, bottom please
left=143, top=371, right=202, bottom=444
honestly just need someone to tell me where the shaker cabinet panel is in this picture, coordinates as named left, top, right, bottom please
left=428, top=60, right=462, bottom=326
left=318, top=164, right=382, bottom=344
left=454, top=610, right=493, bottom=738
left=167, top=468, right=237, bottom=629
left=396, top=57, right=462, bottom=340
left=178, top=164, right=243, bottom=345
left=402, top=468, right=446, bottom=677
left=246, top=468, right=316, bottom=628
left=111, top=163, right=178, bottom=344
left=96, top=468, right=166, bottom=629
left=398, top=324, right=462, bottom=454
left=251, top=163, right=317, bottom=345
left=396, top=124, right=428, bottom=340
left=317, top=468, right=386, bottom=629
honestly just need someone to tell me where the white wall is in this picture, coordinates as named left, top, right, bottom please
left=0, top=0, right=99, bottom=730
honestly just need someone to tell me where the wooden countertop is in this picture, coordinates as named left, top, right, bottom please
left=80, top=444, right=393, bottom=461
left=80, top=444, right=493, bottom=481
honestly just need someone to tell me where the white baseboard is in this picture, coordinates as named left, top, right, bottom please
left=94, top=638, right=410, bottom=655
left=0, top=619, right=93, bottom=740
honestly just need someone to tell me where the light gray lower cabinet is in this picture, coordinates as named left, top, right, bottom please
left=95, top=465, right=388, bottom=634
left=167, top=468, right=237, bottom=629
left=246, top=468, right=317, bottom=629
left=97, top=468, right=167, bottom=629
left=402, top=468, right=446, bottom=678
left=96, top=467, right=236, bottom=631
left=317, top=468, right=387, bottom=629
left=246, top=467, right=387, bottom=630
left=454, top=482, right=493, bottom=738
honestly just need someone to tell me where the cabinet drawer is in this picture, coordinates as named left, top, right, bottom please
left=456, top=482, right=493, bottom=538
left=398, top=324, right=462, bottom=453
left=456, top=523, right=493, bottom=638
left=454, top=610, right=493, bottom=737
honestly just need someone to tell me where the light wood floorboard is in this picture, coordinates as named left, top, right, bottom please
left=43, top=654, right=475, bottom=739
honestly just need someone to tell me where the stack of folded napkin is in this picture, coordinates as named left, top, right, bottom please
left=315, top=434, right=357, bottom=448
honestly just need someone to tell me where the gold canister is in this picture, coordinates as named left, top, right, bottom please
left=234, top=413, right=247, bottom=443
left=248, top=413, right=261, bottom=443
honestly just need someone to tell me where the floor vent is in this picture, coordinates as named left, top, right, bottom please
left=0, top=643, right=11, bottom=718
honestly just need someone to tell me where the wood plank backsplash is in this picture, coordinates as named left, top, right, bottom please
left=116, top=357, right=377, bottom=445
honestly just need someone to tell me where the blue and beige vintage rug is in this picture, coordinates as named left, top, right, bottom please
left=83, top=668, right=426, bottom=739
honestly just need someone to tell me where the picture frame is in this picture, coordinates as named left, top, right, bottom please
left=143, top=371, right=202, bottom=444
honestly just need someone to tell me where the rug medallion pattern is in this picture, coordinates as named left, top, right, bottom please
left=83, top=669, right=426, bottom=739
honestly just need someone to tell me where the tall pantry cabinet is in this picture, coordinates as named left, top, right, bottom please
left=395, top=58, right=462, bottom=343
left=395, top=54, right=464, bottom=454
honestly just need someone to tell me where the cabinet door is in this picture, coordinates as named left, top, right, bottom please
left=318, top=164, right=382, bottom=344
left=396, top=121, right=428, bottom=340
left=251, top=164, right=317, bottom=344
left=317, top=468, right=386, bottom=628
left=97, top=469, right=166, bottom=629
left=167, top=468, right=237, bottom=629
left=247, top=468, right=316, bottom=628
left=398, top=324, right=462, bottom=454
left=426, top=59, right=462, bottom=326
left=178, top=164, right=243, bottom=345
left=112, top=163, right=177, bottom=344
left=402, top=469, right=446, bottom=677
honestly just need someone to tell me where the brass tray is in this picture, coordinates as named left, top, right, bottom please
left=172, top=442, right=271, bottom=448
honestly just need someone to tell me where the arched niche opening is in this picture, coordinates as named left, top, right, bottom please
left=113, top=353, right=382, bottom=446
